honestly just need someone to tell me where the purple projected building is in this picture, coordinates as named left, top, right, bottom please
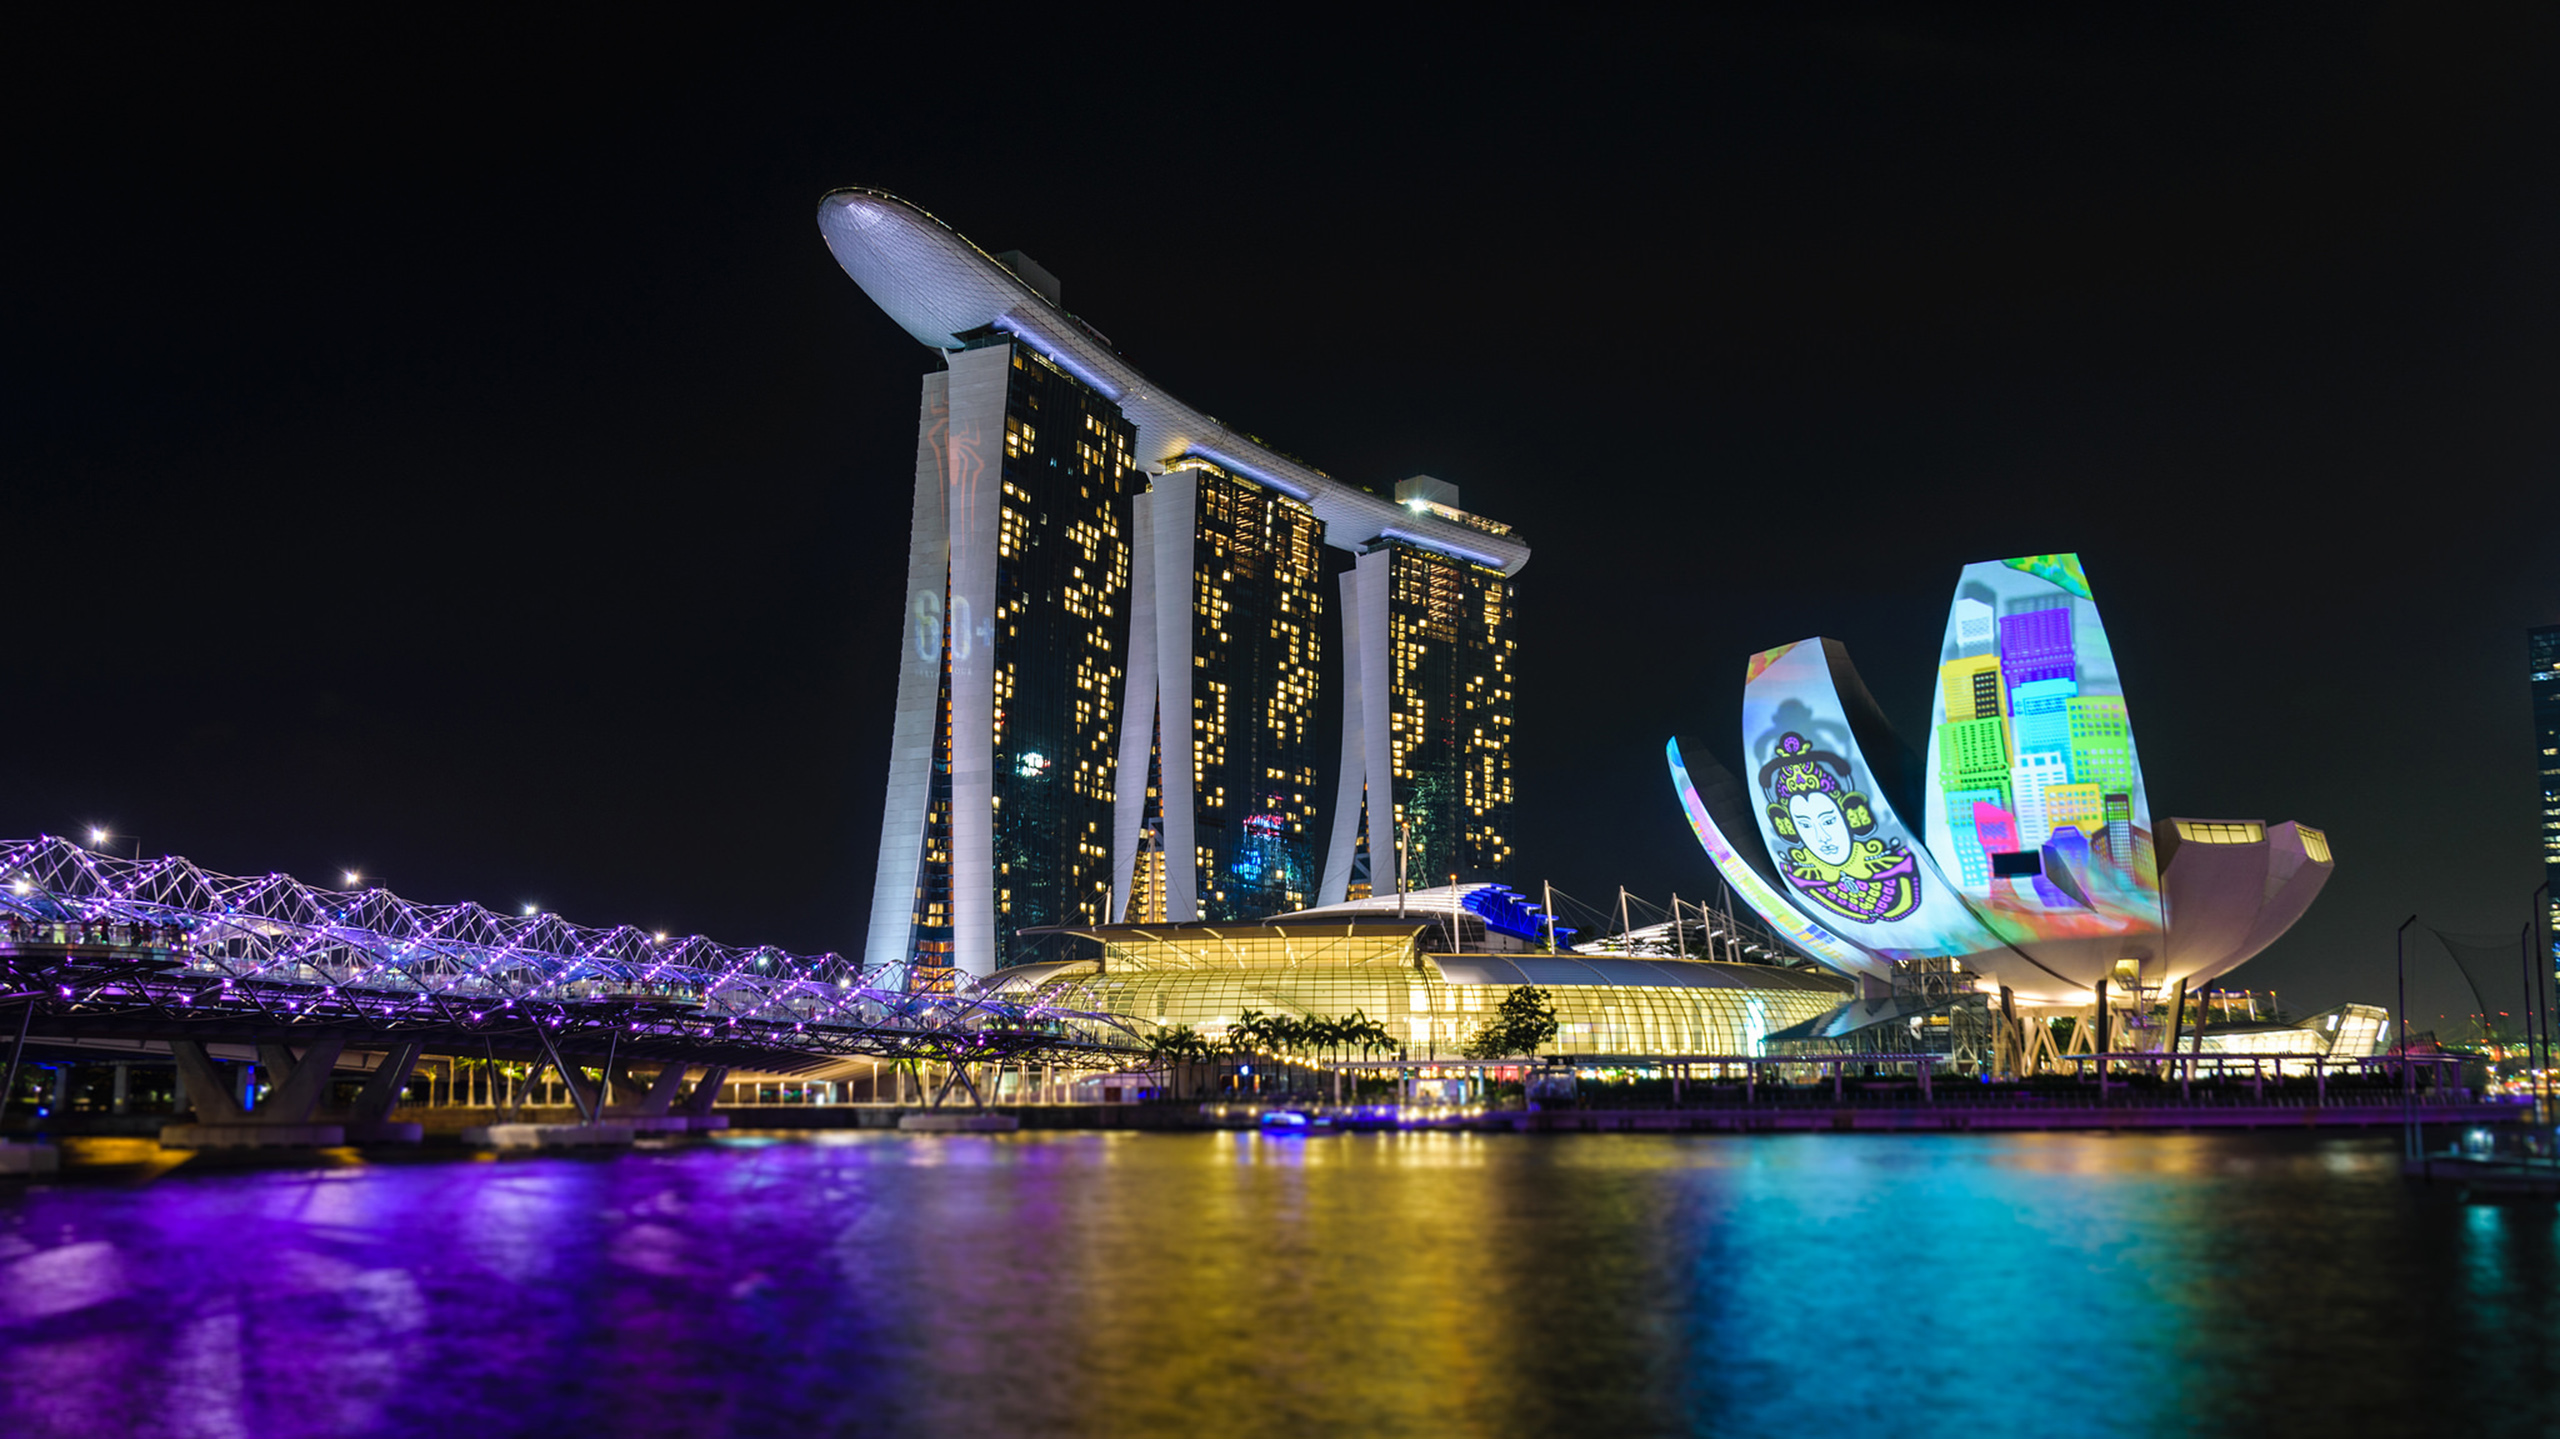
left=1997, top=607, right=2076, bottom=691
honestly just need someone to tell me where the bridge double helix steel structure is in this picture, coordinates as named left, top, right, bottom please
left=0, top=835, right=1149, bottom=1074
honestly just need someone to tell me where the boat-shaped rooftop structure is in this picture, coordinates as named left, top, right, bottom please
left=816, top=188, right=1529, bottom=575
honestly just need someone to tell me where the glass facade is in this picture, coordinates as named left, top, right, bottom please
left=990, top=345, right=1136, bottom=959
left=998, top=925, right=1846, bottom=1058
left=1178, top=462, right=1326, bottom=919
left=904, top=342, right=1138, bottom=977
left=1386, top=545, right=1517, bottom=888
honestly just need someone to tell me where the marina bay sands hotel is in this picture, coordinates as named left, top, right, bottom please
left=817, top=189, right=1531, bottom=980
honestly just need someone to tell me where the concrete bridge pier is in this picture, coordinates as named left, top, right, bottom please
left=604, top=1063, right=698, bottom=1133
left=341, top=1042, right=425, bottom=1144
left=161, top=1039, right=349, bottom=1148
left=680, top=1065, right=730, bottom=1130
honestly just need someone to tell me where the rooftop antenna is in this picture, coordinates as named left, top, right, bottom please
left=1543, top=879, right=1557, bottom=953
left=1672, top=893, right=1687, bottom=960
left=1618, top=886, right=1632, bottom=952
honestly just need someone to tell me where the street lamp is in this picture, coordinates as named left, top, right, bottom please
left=2396, top=913, right=2418, bottom=1163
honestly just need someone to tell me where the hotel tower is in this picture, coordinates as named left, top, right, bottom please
left=818, top=190, right=1529, bottom=979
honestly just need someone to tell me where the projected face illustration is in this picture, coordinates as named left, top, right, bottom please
left=1761, top=732, right=1921, bottom=925
left=1787, top=792, right=1852, bottom=865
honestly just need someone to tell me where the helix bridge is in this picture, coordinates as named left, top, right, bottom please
left=0, top=835, right=1149, bottom=1079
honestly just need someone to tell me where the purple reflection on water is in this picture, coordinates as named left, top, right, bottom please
left=0, top=1131, right=2554, bottom=1438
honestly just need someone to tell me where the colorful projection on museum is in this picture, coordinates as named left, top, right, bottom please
left=1919, top=553, right=2160, bottom=935
left=1669, top=553, right=2183, bottom=999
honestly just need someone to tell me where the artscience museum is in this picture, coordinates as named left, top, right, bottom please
left=1670, top=553, right=2335, bottom=1046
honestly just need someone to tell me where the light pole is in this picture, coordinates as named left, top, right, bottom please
left=2534, top=883, right=2553, bottom=1128
left=2396, top=913, right=2418, bottom=1164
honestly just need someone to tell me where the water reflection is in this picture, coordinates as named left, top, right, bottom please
left=0, top=1132, right=2549, bottom=1437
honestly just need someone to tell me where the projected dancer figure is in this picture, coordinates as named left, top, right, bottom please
left=1760, top=732, right=1921, bottom=924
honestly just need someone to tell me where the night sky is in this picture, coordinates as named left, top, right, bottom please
left=11, top=10, right=2554, bottom=1026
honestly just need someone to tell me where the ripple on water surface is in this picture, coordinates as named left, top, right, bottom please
left=0, top=1131, right=2552, bottom=1438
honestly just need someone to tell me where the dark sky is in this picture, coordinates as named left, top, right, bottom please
left=10, top=9, right=2554, bottom=1025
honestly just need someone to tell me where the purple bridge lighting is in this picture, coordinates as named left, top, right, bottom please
left=0, top=835, right=1147, bottom=1128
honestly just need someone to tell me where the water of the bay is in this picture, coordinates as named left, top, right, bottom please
left=0, top=1129, right=2552, bottom=1437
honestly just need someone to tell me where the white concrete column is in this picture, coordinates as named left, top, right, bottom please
left=1319, top=562, right=1368, bottom=906
left=944, top=345, right=1010, bottom=978
left=866, top=371, right=955, bottom=971
left=1353, top=549, right=1396, bottom=891
left=1150, top=470, right=1200, bottom=922
left=1110, top=487, right=1160, bottom=921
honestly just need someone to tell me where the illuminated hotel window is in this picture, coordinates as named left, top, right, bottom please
left=2174, top=820, right=2265, bottom=845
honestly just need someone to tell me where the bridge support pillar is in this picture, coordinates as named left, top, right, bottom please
left=343, top=1043, right=425, bottom=1143
left=164, top=1039, right=347, bottom=1148
left=679, top=1066, right=729, bottom=1130
left=170, top=1041, right=245, bottom=1124
left=527, top=1055, right=603, bottom=1122
left=604, top=1063, right=698, bottom=1132
left=255, top=1040, right=347, bottom=1122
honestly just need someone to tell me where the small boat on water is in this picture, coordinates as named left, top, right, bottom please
left=1257, top=1109, right=1333, bottom=1134
left=2405, top=1155, right=2560, bottom=1197
left=2405, top=1127, right=2560, bottom=1197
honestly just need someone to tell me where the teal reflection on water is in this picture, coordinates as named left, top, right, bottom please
left=0, top=1132, right=2552, bottom=1437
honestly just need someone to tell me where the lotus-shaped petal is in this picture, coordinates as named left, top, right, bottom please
left=1670, top=554, right=2331, bottom=1005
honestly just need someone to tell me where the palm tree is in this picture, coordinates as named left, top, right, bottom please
left=1147, top=1025, right=1208, bottom=1100
left=1228, top=1010, right=1267, bottom=1095
left=1310, top=1017, right=1348, bottom=1101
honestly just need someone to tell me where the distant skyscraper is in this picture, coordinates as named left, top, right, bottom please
left=817, top=189, right=1530, bottom=976
left=2535, top=625, right=2560, bottom=955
